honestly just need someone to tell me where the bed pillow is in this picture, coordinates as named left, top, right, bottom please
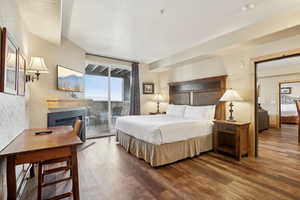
left=184, top=105, right=216, bottom=121
left=166, top=104, right=187, bottom=117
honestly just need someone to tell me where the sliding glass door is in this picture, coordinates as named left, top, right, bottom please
left=85, top=65, right=131, bottom=138
left=110, top=67, right=131, bottom=131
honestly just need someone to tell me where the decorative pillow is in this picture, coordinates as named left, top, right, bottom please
left=184, top=105, right=216, bottom=121
left=166, top=104, right=187, bottom=117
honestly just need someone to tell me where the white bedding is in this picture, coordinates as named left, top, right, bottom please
left=115, top=115, right=213, bottom=145
left=281, top=104, right=298, bottom=116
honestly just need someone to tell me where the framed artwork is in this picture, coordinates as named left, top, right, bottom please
left=281, top=87, right=291, bottom=94
left=57, top=65, right=84, bottom=92
left=17, top=51, right=26, bottom=96
left=143, top=83, right=154, bottom=94
left=0, top=27, right=18, bottom=95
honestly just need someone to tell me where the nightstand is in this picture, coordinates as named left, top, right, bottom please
left=213, top=120, right=250, bottom=161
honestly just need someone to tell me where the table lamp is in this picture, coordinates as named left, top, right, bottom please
left=220, top=89, right=243, bottom=122
left=154, top=94, right=164, bottom=113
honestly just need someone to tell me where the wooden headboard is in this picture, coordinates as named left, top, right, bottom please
left=168, top=75, right=227, bottom=120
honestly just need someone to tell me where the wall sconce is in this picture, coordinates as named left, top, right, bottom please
left=26, top=57, right=49, bottom=82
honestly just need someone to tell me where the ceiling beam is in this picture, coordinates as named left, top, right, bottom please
left=119, top=70, right=130, bottom=77
left=101, top=67, right=108, bottom=74
left=111, top=68, right=119, bottom=73
left=113, top=69, right=124, bottom=74
left=86, top=53, right=139, bottom=64
left=98, top=66, right=107, bottom=73
left=90, top=65, right=99, bottom=72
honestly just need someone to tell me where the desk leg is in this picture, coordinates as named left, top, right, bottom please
left=30, top=163, right=35, bottom=178
left=7, top=156, right=16, bottom=200
left=71, top=146, right=80, bottom=200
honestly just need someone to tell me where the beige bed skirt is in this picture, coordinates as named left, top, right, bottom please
left=116, top=131, right=213, bottom=167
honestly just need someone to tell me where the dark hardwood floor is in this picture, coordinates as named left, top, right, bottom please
left=21, top=125, right=300, bottom=200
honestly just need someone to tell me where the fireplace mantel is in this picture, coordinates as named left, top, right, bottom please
left=47, top=98, right=93, bottom=109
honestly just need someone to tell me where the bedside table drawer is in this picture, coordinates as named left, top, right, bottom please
left=218, top=124, right=237, bottom=133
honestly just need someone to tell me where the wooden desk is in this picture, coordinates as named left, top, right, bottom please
left=0, top=126, right=83, bottom=200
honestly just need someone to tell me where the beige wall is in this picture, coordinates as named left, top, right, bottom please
left=27, top=34, right=86, bottom=128
left=139, top=64, right=160, bottom=114
left=157, top=33, right=300, bottom=156
left=158, top=57, right=226, bottom=112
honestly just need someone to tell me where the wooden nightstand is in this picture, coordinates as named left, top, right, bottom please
left=213, top=120, right=250, bottom=161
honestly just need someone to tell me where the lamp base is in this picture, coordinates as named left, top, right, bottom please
left=227, top=102, right=236, bottom=122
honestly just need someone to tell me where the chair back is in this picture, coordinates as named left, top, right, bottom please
left=112, top=106, right=123, bottom=116
left=73, top=120, right=82, bottom=137
left=295, top=100, right=300, bottom=115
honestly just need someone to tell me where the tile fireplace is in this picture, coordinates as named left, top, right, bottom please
left=47, top=108, right=86, bottom=141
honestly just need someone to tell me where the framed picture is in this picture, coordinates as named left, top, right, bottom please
left=143, top=83, right=154, bottom=94
left=17, top=51, right=26, bottom=96
left=281, top=87, right=291, bottom=94
left=57, top=65, right=84, bottom=92
left=0, top=27, right=18, bottom=95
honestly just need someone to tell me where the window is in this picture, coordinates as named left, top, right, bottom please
left=85, top=74, right=124, bottom=101
left=110, top=77, right=124, bottom=101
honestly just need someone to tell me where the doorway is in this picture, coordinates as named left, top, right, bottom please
left=279, top=81, right=300, bottom=127
left=254, top=49, right=300, bottom=156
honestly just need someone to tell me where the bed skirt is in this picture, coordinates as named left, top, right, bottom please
left=116, top=130, right=212, bottom=167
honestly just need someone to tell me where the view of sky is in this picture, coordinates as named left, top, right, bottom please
left=85, top=74, right=123, bottom=101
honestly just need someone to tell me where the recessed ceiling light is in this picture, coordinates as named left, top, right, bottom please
left=242, top=3, right=255, bottom=11
left=248, top=3, right=255, bottom=9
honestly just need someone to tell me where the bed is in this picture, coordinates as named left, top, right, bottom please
left=281, top=104, right=298, bottom=124
left=116, top=75, right=226, bottom=167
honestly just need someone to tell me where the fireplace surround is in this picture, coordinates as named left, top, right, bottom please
left=47, top=108, right=86, bottom=141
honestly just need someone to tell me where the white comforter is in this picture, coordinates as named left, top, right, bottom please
left=115, top=115, right=213, bottom=145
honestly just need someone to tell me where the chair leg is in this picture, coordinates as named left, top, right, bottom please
left=67, top=160, right=71, bottom=169
left=298, top=123, right=300, bottom=143
left=30, top=163, right=35, bottom=178
left=38, top=163, right=43, bottom=200
left=69, top=159, right=73, bottom=177
left=71, top=147, right=80, bottom=200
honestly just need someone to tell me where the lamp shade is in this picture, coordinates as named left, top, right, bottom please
left=220, top=89, right=243, bottom=102
left=27, top=57, right=49, bottom=73
left=154, top=94, right=164, bottom=102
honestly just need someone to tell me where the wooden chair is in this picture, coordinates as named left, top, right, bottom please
left=295, top=100, right=300, bottom=143
left=38, top=120, right=82, bottom=200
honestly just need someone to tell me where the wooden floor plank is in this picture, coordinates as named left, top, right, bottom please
left=21, top=124, right=300, bottom=200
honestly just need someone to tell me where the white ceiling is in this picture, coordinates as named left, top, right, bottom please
left=17, top=0, right=62, bottom=45
left=62, top=0, right=300, bottom=63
